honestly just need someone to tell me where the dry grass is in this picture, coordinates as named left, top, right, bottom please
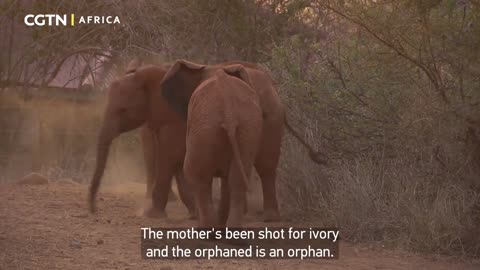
left=279, top=135, right=480, bottom=257
left=272, top=43, right=480, bottom=256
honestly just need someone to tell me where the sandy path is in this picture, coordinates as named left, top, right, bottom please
left=1, top=183, right=478, bottom=270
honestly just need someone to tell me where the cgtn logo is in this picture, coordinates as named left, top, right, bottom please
left=24, top=14, right=121, bottom=26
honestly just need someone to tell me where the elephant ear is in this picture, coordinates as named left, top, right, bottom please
left=126, top=58, right=143, bottom=74
left=222, top=64, right=253, bottom=87
left=161, top=59, right=206, bottom=119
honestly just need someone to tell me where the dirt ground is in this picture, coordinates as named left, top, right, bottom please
left=1, top=182, right=479, bottom=270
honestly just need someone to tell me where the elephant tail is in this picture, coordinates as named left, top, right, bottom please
left=284, top=114, right=328, bottom=165
left=223, top=122, right=250, bottom=191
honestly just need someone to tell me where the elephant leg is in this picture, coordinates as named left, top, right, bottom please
left=218, top=178, right=229, bottom=227
left=226, top=160, right=250, bottom=228
left=255, top=123, right=283, bottom=222
left=219, top=177, right=248, bottom=227
left=190, top=175, right=215, bottom=228
left=144, top=164, right=175, bottom=219
left=175, top=170, right=196, bottom=219
left=244, top=190, right=248, bottom=214
left=184, top=135, right=218, bottom=228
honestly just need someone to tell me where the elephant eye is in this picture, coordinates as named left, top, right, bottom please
left=119, top=108, right=127, bottom=114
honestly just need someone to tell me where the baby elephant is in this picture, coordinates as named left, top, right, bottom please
left=161, top=61, right=263, bottom=228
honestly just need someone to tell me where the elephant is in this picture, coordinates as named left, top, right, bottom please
left=161, top=62, right=262, bottom=227
left=88, top=62, right=185, bottom=218
left=88, top=58, right=323, bottom=221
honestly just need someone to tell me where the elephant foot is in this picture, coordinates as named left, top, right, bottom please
left=143, top=207, right=167, bottom=219
left=263, top=210, right=281, bottom=222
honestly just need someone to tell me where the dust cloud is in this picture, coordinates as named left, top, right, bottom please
left=0, top=91, right=145, bottom=189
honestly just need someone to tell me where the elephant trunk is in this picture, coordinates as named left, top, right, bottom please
left=89, top=124, right=116, bottom=213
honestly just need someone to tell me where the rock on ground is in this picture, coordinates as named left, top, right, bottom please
left=56, top=178, right=80, bottom=185
left=17, top=172, right=49, bottom=185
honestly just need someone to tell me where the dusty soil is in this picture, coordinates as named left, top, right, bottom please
left=1, top=182, right=479, bottom=270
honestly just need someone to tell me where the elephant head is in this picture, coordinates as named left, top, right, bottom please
left=160, top=59, right=253, bottom=118
left=89, top=59, right=169, bottom=213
